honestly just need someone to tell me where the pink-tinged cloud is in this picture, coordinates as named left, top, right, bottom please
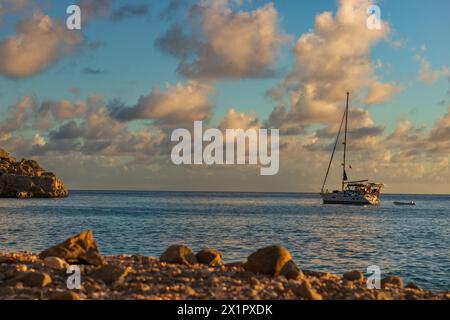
left=268, top=0, right=393, bottom=133
left=418, top=57, right=449, bottom=84
left=111, top=81, right=213, bottom=127
left=0, top=12, right=82, bottom=78
left=157, top=0, right=289, bottom=80
left=364, top=81, right=403, bottom=105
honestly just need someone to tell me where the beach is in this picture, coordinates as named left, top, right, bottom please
left=1, top=230, right=449, bottom=300
left=1, top=251, right=449, bottom=300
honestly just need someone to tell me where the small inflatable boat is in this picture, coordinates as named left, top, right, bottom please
left=393, top=201, right=416, bottom=206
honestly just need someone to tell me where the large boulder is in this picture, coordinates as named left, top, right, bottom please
left=0, top=148, right=68, bottom=198
left=39, top=230, right=103, bottom=266
left=244, top=245, right=293, bottom=276
left=160, top=245, right=197, bottom=265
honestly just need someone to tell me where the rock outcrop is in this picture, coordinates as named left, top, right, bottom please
left=0, top=148, right=68, bottom=198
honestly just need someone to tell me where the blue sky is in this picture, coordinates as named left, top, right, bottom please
left=0, top=0, right=449, bottom=193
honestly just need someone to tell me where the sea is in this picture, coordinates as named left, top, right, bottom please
left=0, top=191, right=448, bottom=291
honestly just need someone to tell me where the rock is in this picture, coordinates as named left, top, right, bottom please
left=302, top=270, right=334, bottom=279
left=0, top=148, right=16, bottom=163
left=0, top=256, right=17, bottom=264
left=406, top=282, right=421, bottom=291
left=8, top=272, right=52, bottom=287
left=195, top=249, right=223, bottom=266
left=43, top=256, right=69, bottom=270
left=279, top=260, right=303, bottom=280
left=374, top=291, right=392, bottom=300
left=232, top=271, right=255, bottom=280
left=48, top=291, right=81, bottom=300
left=90, top=264, right=130, bottom=285
left=183, top=286, right=196, bottom=296
left=291, top=280, right=322, bottom=300
left=244, top=245, right=292, bottom=276
left=0, top=149, right=68, bottom=198
left=39, top=230, right=103, bottom=266
left=224, top=262, right=244, bottom=268
left=343, top=270, right=364, bottom=281
left=381, top=276, right=404, bottom=288
left=160, top=245, right=197, bottom=265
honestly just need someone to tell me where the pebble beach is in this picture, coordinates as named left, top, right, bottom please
left=0, top=231, right=448, bottom=300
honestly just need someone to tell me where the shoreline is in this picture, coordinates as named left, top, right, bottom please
left=1, top=251, right=448, bottom=300
left=39, top=189, right=450, bottom=197
left=1, top=231, right=448, bottom=300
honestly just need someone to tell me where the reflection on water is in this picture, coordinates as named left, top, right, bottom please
left=0, top=191, right=449, bottom=291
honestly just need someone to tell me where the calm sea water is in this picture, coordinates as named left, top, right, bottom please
left=0, top=191, right=448, bottom=291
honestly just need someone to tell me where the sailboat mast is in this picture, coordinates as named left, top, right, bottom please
left=342, top=92, right=349, bottom=191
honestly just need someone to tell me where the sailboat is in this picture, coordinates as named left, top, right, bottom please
left=320, top=92, right=383, bottom=205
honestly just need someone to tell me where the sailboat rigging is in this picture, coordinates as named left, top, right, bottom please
left=320, top=92, right=383, bottom=205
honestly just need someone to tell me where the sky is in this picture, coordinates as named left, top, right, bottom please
left=0, top=0, right=449, bottom=193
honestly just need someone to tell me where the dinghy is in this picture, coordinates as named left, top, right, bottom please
left=393, top=201, right=416, bottom=206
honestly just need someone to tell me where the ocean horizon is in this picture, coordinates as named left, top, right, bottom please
left=1, top=190, right=448, bottom=292
left=66, top=189, right=450, bottom=196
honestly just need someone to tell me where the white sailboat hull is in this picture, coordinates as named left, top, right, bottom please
left=320, top=191, right=380, bottom=206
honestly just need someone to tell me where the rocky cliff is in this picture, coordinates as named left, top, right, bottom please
left=0, top=148, right=69, bottom=198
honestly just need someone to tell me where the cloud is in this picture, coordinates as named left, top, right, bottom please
left=86, top=41, right=105, bottom=50
left=0, top=0, right=29, bottom=21
left=78, top=0, right=111, bottom=22
left=32, top=133, right=46, bottom=147
left=68, top=86, right=80, bottom=95
left=111, top=4, right=149, bottom=21
left=156, top=0, right=289, bottom=80
left=0, top=11, right=82, bottom=78
left=219, top=108, right=261, bottom=131
left=48, top=120, right=83, bottom=140
left=82, top=67, right=105, bottom=75
left=110, top=80, right=213, bottom=127
left=268, top=0, right=391, bottom=133
left=429, top=107, right=450, bottom=143
left=82, top=105, right=127, bottom=140
left=39, top=99, right=88, bottom=121
left=418, top=57, right=449, bottom=84
left=0, top=95, right=36, bottom=133
left=364, top=81, right=403, bottom=105
left=159, top=0, right=186, bottom=21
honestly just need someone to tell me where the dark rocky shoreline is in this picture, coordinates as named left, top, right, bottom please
left=0, top=148, right=68, bottom=198
left=0, top=231, right=448, bottom=300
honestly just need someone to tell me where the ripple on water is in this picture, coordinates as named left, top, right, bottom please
left=0, top=191, right=448, bottom=291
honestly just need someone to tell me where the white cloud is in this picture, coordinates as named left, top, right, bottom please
left=268, top=0, right=392, bottom=132
left=111, top=81, right=213, bottom=128
left=364, top=81, right=403, bottom=105
left=156, top=0, right=289, bottom=80
left=418, top=58, right=449, bottom=84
